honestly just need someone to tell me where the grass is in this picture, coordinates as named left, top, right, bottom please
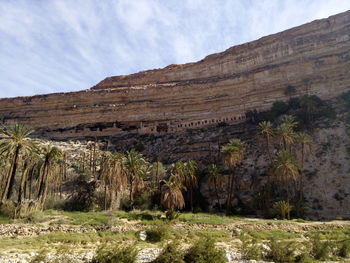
left=246, top=229, right=300, bottom=240
left=0, top=209, right=349, bottom=262
left=0, top=231, right=138, bottom=251
left=0, top=214, right=11, bottom=224
left=46, top=210, right=113, bottom=226
left=178, top=212, right=241, bottom=225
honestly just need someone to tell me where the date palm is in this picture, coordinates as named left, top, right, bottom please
left=169, top=161, right=186, bottom=186
left=100, top=152, right=126, bottom=210
left=258, top=121, right=274, bottom=162
left=183, top=160, right=198, bottom=212
left=207, top=164, right=224, bottom=210
left=37, top=145, right=62, bottom=208
left=221, top=138, right=245, bottom=213
left=124, top=149, right=148, bottom=204
left=295, top=132, right=313, bottom=212
left=271, top=150, right=300, bottom=209
left=0, top=124, right=36, bottom=202
left=18, top=151, right=39, bottom=204
left=275, top=123, right=295, bottom=151
left=161, top=179, right=185, bottom=212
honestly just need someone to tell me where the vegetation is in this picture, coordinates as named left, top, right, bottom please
left=183, top=237, right=227, bottom=263
left=0, top=92, right=348, bottom=261
left=91, top=243, right=138, bottom=263
left=152, top=242, right=185, bottom=263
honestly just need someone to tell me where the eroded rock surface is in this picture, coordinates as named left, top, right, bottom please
left=0, top=11, right=349, bottom=140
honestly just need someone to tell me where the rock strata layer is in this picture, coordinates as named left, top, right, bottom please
left=0, top=11, right=349, bottom=140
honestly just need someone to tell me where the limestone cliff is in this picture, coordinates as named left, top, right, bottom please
left=0, top=11, right=349, bottom=140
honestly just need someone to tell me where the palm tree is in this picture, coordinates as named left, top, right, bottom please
left=169, top=161, right=186, bottom=186
left=100, top=152, right=126, bottom=210
left=221, top=138, right=245, bottom=213
left=183, top=160, right=198, bottom=212
left=37, top=145, right=62, bottom=208
left=150, top=161, right=166, bottom=190
left=281, top=115, right=298, bottom=130
left=0, top=124, right=36, bottom=202
left=300, top=95, right=318, bottom=125
left=271, top=150, right=300, bottom=219
left=207, top=164, right=224, bottom=210
left=275, top=123, right=295, bottom=151
left=258, top=121, right=274, bottom=162
left=160, top=179, right=185, bottom=213
left=124, top=149, right=148, bottom=204
left=17, top=151, right=39, bottom=204
left=295, top=132, right=313, bottom=212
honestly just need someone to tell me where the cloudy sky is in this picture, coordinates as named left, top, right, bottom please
left=0, top=0, right=349, bottom=98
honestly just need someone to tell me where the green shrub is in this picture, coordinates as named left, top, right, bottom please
left=165, top=210, right=180, bottom=221
left=273, top=201, right=293, bottom=220
left=295, top=253, right=316, bottom=263
left=239, top=233, right=263, bottom=260
left=310, top=235, right=332, bottom=261
left=0, top=201, right=19, bottom=219
left=152, top=242, right=185, bottom=263
left=338, top=240, right=350, bottom=258
left=64, top=176, right=97, bottom=211
left=91, top=243, right=138, bottom=263
left=146, top=223, right=171, bottom=243
left=133, top=192, right=153, bottom=210
left=265, top=239, right=299, bottom=263
left=30, top=249, right=49, bottom=263
left=271, top=101, right=289, bottom=116
left=184, top=237, right=226, bottom=263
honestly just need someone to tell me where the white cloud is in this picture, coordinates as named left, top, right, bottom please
left=0, top=0, right=349, bottom=98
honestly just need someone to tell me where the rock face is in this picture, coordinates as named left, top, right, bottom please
left=0, top=11, right=349, bottom=140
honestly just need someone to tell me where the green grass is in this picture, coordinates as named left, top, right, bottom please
left=178, top=212, right=241, bottom=225
left=114, top=210, right=160, bottom=221
left=246, top=229, right=300, bottom=240
left=0, top=214, right=11, bottom=224
left=0, top=231, right=138, bottom=251
left=308, top=228, right=350, bottom=241
left=44, top=210, right=116, bottom=226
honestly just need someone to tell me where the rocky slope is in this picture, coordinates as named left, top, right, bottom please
left=0, top=11, right=349, bottom=140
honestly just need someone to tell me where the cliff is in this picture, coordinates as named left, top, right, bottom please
left=0, top=11, right=349, bottom=140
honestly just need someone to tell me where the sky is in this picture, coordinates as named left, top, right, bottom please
left=0, top=0, right=349, bottom=98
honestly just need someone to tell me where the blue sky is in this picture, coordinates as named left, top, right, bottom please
left=1, top=0, right=349, bottom=98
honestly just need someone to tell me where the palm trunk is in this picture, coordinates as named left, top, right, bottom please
left=214, top=180, right=221, bottom=211
left=129, top=176, right=134, bottom=203
left=297, top=144, right=305, bottom=217
left=18, top=164, right=29, bottom=203
left=104, top=183, right=107, bottom=210
left=226, top=168, right=235, bottom=214
left=266, top=136, right=272, bottom=163
left=2, top=146, right=20, bottom=201
left=190, top=188, right=193, bottom=212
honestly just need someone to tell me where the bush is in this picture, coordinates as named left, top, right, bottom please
left=338, top=240, right=350, bottom=258
left=120, top=195, right=133, bottom=212
left=0, top=201, right=19, bottom=219
left=239, top=234, right=263, bottom=260
left=165, top=210, right=180, bottom=221
left=152, top=242, right=185, bottom=263
left=273, top=201, right=293, bottom=220
left=310, top=235, right=332, bottom=261
left=133, top=191, right=153, bottom=210
left=184, top=237, right=226, bottom=263
left=64, top=176, right=97, bottom=211
left=91, top=243, right=138, bottom=263
left=146, top=223, right=171, bottom=243
left=271, top=101, right=289, bottom=116
left=265, top=239, right=299, bottom=262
